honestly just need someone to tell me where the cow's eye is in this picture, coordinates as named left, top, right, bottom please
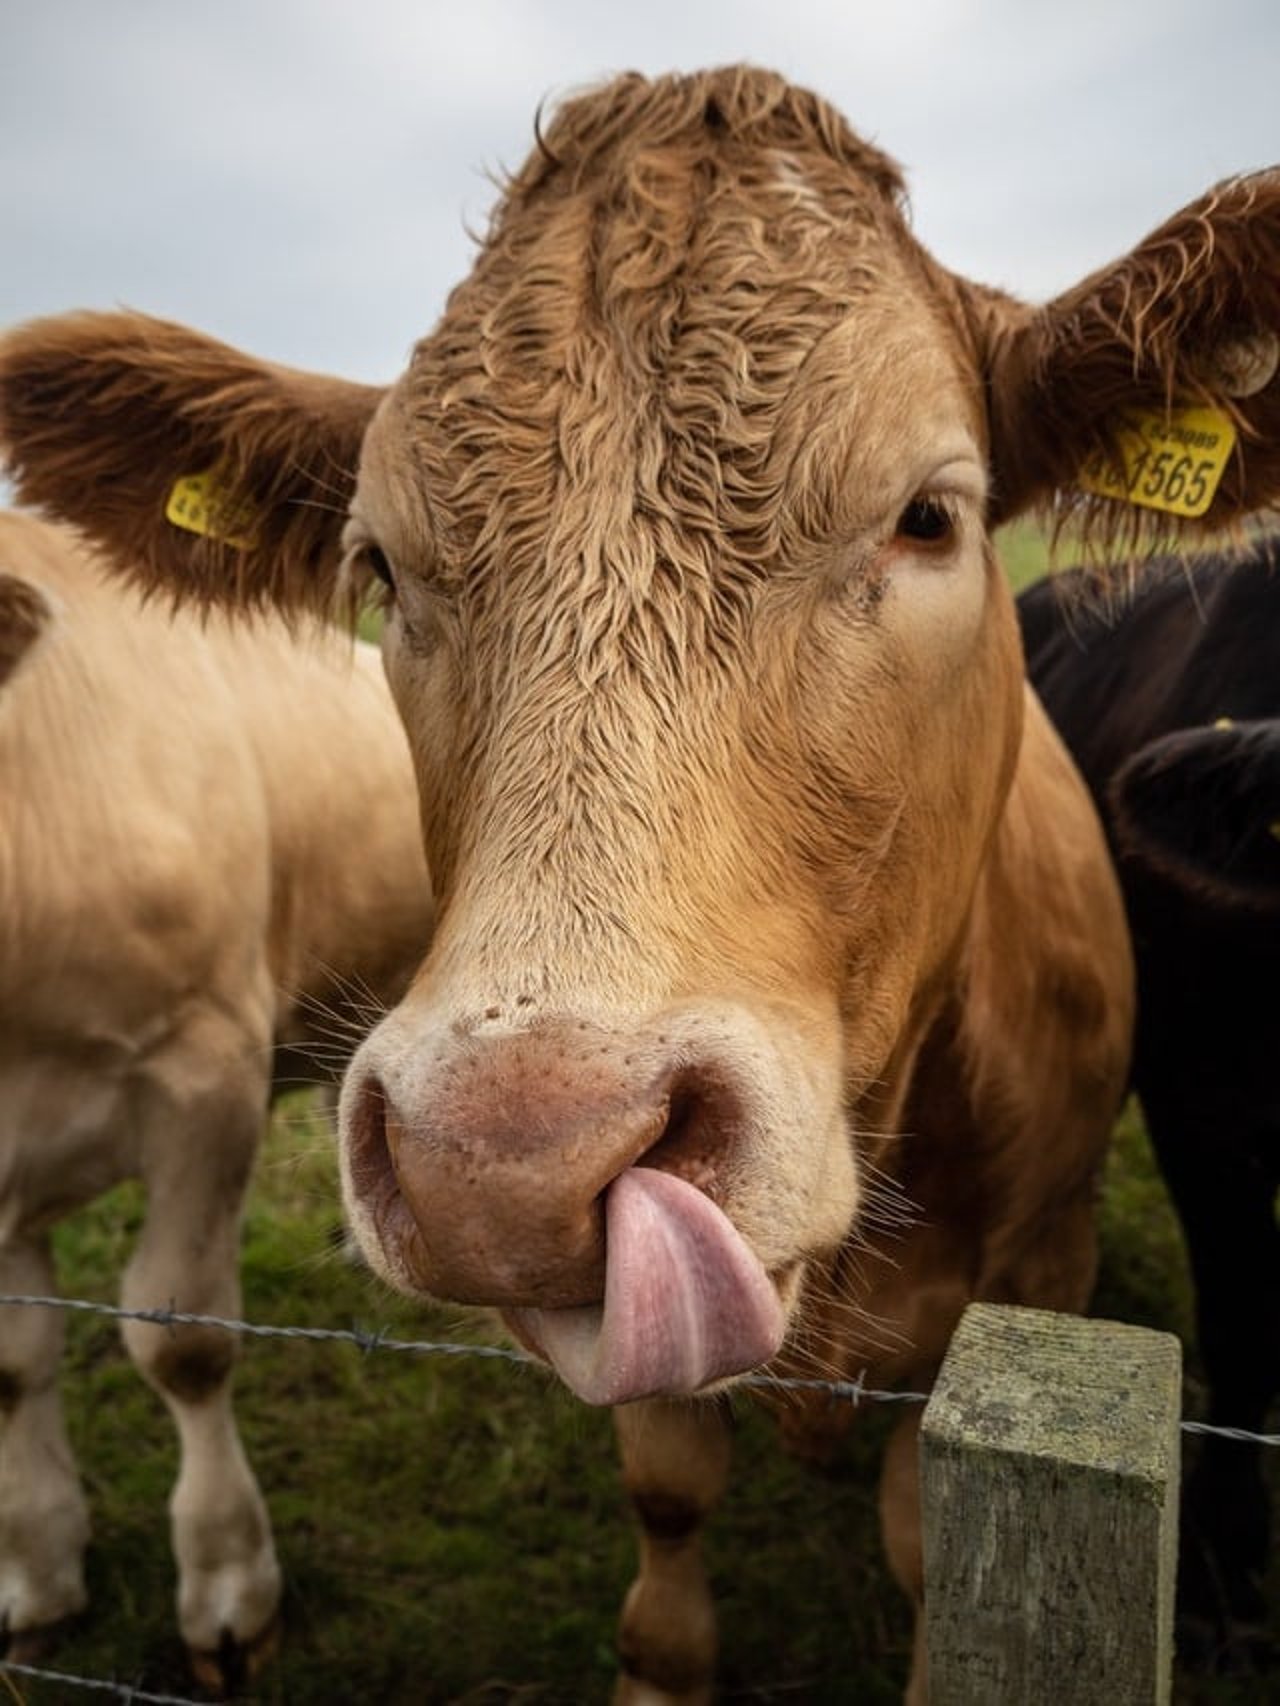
left=364, top=544, right=397, bottom=590
left=896, top=496, right=955, bottom=547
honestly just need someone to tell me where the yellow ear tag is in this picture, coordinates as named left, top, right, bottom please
left=165, top=470, right=257, bottom=549
left=1077, top=405, right=1237, bottom=518
left=1269, top=822, right=1280, bottom=843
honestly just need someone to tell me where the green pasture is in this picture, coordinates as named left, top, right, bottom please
left=9, top=534, right=1277, bottom=1703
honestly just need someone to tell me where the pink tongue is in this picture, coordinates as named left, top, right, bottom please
left=509, top=1167, right=785, bottom=1406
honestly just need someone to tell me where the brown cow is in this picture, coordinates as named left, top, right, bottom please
left=2, top=66, right=1279, bottom=1701
left=0, top=511, right=432, bottom=1687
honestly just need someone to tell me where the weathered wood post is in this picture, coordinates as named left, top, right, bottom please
left=921, top=1302, right=1182, bottom=1704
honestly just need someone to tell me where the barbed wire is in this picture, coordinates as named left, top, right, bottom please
left=0, top=1656, right=203, bottom=1704
left=1, top=1291, right=1278, bottom=1445
left=0, top=1291, right=927, bottom=1406
left=1181, top=1418, right=1280, bottom=1446
left=0, top=1292, right=531, bottom=1367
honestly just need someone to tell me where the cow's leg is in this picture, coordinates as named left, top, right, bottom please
left=121, top=1063, right=280, bottom=1690
left=613, top=1396, right=731, bottom=1706
left=0, top=1231, right=91, bottom=1651
left=880, top=1407, right=927, bottom=1706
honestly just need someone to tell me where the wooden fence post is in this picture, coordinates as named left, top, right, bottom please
left=920, top=1302, right=1181, bottom=1704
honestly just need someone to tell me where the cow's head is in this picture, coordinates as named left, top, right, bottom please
left=1112, top=719, right=1280, bottom=913
left=3, top=68, right=1279, bottom=1403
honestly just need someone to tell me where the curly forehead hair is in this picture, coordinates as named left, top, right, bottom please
left=404, top=68, right=941, bottom=626
left=506, top=64, right=906, bottom=206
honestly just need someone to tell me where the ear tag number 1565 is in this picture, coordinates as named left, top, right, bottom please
left=1077, top=405, right=1236, bottom=518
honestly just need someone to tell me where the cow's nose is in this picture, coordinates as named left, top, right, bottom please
left=341, top=1025, right=738, bottom=1308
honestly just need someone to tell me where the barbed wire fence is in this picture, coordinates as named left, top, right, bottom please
left=0, top=1287, right=1277, bottom=1704
left=2, top=1291, right=1277, bottom=1444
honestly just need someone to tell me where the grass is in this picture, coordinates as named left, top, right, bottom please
left=994, top=518, right=1054, bottom=592
left=7, top=537, right=1275, bottom=1703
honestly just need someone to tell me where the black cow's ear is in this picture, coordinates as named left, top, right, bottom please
left=0, top=310, right=385, bottom=615
left=972, top=171, right=1280, bottom=553
left=1110, top=721, right=1280, bottom=911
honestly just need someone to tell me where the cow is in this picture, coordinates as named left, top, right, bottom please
left=1020, top=541, right=1280, bottom=1661
left=0, top=510, right=433, bottom=1689
left=1, top=64, right=1278, bottom=1701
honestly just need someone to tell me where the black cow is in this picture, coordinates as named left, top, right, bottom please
left=1020, top=536, right=1280, bottom=1658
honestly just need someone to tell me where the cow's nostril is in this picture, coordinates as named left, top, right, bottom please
left=638, top=1071, right=739, bottom=1200
left=345, top=1072, right=444, bottom=1287
left=346, top=1074, right=402, bottom=1228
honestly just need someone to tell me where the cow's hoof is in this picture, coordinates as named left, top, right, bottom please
left=187, top=1615, right=280, bottom=1697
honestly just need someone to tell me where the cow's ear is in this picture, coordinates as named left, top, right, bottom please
left=0, top=311, right=385, bottom=613
left=1110, top=722, right=1280, bottom=911
left=0, top=573, right=52, bottom=688
left=979, top=171, right=1280, bottom=546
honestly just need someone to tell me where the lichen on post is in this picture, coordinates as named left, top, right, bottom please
left=921, top=1302, right=1181, bottom=1705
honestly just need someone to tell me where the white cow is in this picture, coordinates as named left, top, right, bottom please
left=0, top=509, right=433, bottom=1686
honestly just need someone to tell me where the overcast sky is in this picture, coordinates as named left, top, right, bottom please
left=2, top=1, right=1278, bottom=385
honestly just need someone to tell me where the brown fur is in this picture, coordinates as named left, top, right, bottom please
left=0, top=312, right=382, bottom=613
left=0, top=573, right=51, bottom=686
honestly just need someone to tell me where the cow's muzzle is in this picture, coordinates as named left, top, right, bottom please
left=339, top=1018, right=789, bottom=1402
